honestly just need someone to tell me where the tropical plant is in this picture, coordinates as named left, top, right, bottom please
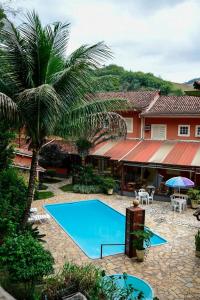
left=187, top=188, right=200, bottom=200
left=0, top=120, right=15, bottom=170
left=73, top=184, right=101, bottom=194
left=0, top=168, right=27, bottom=240
left=39, top=143, right=68, bottom=168
left=42, top=264, right=147, bottom=300
left=73, top=111, right=127, bottom=165
left=0, top=11, right=128, bottom=225
left=0, top=233, right=54, bottom=299
left=132, top=227, right=153, bottom=251
left=101, top=177, right=116, bottom=192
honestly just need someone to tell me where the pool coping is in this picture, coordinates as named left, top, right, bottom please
left=44, top=199, right=168, bottom=259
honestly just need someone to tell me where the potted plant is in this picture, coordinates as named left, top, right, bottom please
left=195, top=230, right=200, bottom=257
left=102, top=177, right=116, bottom=195
left=187, top=188, right=200, bottom=209
left=132, top=227, right=153, bottom=262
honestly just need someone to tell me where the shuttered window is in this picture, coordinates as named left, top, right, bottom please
left=151, top=125, right=166, bottom=140
left=124, top=118, right=133, bottom=133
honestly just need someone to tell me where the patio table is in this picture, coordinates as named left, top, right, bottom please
left=171, top=198, right=187, bottom=213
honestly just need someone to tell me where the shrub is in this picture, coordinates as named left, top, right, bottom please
left=0, top=233, right=54, bottom=299
left=46, top=169, right=57, bottom=177
left=0, top=121, right=15, bottom=171
left=39, top=143, right=68, bottom=168
left=73, top=184, right=101, bottom=194
left=0, top=168, right=27, bottom=239
left=43, top=264, right=149, bottom=300
left=43, top=262, right=102, bottom=299
left=101, top=177, right=116, bottom=193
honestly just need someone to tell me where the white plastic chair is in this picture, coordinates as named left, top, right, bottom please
left=139, top=188, right=146, bottom=192
left=28, top=214, right=50, bottom=224
left=30, top=207, right=37, bottom=214
left=139, top=192, right=149, bottom=205
left=134, top=191, right=140, bottom=201
left=148, top=191, right=154, bottom=204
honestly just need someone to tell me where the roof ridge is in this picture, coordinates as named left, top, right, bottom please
left=141, top=93, right=160, bottom=114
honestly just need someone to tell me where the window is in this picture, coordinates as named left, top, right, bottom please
left=124, top=117, right=133, bottom=133
left=196, top=126, right=200, bottom=137
left=151, top=124, right=166, bottom=140
left=178, top=125, right=190, bottom=137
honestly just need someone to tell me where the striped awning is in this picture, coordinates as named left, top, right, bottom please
left=91, top=139, right=200, bottom=167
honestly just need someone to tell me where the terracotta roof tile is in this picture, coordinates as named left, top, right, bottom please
left=142, top=95, right=200, bottom=115
left=93, top=91, right=159, bottom=109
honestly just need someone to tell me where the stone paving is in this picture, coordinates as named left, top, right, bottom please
left=33, top=180, right=200, bottom=300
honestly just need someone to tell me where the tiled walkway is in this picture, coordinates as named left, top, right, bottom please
left=33, top=181, right=200, bottom=300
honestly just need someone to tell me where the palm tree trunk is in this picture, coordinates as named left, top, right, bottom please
left=22, top=149, right=39, bottom=227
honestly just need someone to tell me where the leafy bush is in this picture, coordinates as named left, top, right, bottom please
left=73, top=184, right=101, bottom=194
left=72, top=165, right=101, bottom=185
left=101, top=177, right=116, bottom=192
left=0, top=233, right=54, bottom=299
left=39, top=143, right=68, bottom=168
left=0, top=168, right=27, bottom=239
left=43, top=262, right=102, bottom=299
left=43, top=264, right=149, bottom=300
left=59, top=184, right=73, bottom=192
left=187, top=188, right=200, bottom=200
left=0, top=121, right=15, bottom=171
left=46, top=169, right=57, bottom=177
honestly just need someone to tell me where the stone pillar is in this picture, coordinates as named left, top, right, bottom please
left=125, top=205, right=145, bottom=258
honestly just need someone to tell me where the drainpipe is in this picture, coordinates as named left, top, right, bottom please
left=140, top=116, right=145, bottom=140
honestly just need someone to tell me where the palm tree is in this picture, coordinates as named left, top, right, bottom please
left=0, top=11, right=128, bottom=225
left=62, top=112, right=127, bottom=166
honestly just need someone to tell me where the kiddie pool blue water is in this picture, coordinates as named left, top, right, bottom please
left=44, top=199, right=167, bottom=259
left=104, top=274, right=154, bottom=300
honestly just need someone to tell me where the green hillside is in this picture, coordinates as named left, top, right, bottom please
left=92, top=65, right=184, bottom=95
left=172, top=82, right=193, bottom=92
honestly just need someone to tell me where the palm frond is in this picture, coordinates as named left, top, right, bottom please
left=19, top=11, right=70, bottom=86
left=56, top=110, right=127, bottom=142
left=0, top=92, right=19, bottom=124
left=0, top=19, right=33, bottom=89
left=52, top=42, right=112, bottom=103
left=18, top=84, right=62, bottom=146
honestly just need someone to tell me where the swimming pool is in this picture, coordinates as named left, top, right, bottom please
left=44, top=200, right=167, bottom=259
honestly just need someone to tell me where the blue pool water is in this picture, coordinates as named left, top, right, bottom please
left=44, top=200, right=167, bottom=259
left=104, top=274, right=154, bottom=300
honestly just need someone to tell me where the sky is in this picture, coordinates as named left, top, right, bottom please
left=9, top=0, right=200, bottom=83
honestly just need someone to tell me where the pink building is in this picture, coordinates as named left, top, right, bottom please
left=89, top=92, right=200, bottom=194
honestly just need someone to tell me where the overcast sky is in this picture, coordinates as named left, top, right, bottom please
left=11, top=0, right=200, bottom=83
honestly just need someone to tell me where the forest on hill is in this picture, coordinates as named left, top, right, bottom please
left=92, top=64, right=184, bottom=95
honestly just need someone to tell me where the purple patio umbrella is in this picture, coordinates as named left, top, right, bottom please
left=165, top=176, right=194, bottom=194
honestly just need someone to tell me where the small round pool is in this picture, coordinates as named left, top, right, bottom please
left=104, top=274, right=154, bottom=300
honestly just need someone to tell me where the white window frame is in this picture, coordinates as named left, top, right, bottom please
left=124, top=117, right=133, bottom=133
left=178, top=125, right=190, bottom=137
left=151, top=124, right=166, bottom=140
left=195, top=125, right=200, bottom=137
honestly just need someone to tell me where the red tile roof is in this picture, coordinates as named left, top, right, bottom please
left=93, top=91, right=159, bottom=109
left=14, top=154, right=45, bottom=172
left=142, top=95, right=200, bottom=115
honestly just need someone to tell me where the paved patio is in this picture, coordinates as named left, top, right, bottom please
left=33, top=180, right=200, bottom=300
